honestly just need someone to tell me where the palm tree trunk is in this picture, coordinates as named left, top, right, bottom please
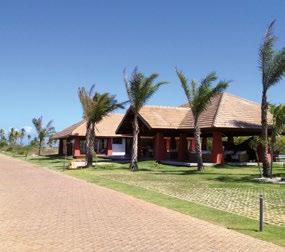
left=130, top=113, right=139, bottom=171
left=86, top=121, right=95, bottom=167
left=261, top=91, right=271, bottom=177
left=270, top=135, right=276, bottom=178
left=38, top=140, right=42, bottom=156
left=194, top=119, right=204, bottom=171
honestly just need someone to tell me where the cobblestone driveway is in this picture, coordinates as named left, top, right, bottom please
left=0, top=154, right=283, bottom=252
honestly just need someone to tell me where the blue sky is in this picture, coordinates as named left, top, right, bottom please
left=0, top=0, right=284, bottom=135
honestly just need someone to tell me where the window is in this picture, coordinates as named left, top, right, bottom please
left=80, top=140, right=86, bottom=154
left=113, top=138, right=122, bottom=144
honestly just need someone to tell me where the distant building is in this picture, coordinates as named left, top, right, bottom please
left=51, top=114, right=131, bottom=158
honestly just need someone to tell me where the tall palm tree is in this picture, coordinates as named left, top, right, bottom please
left=0, top=129, right=6, bottom=141
left=14, top=130, right=21, bottom=145
left=269, top=104, right=285, bottom=174
left=124, top=67, right=167, bottom=171
left=0, top=129, right=7, bottom=146
left=20, top=128, right=26, bottom=145
left=8, top=128, right=17, bottom=145
left=176, top=70, right=229, bottom=171
left=78, top=85, right=125, bottom=167
left=27, top=134, right=32, bottom=144
left=32, top=116, right=55, bottom=155
left=259, top=20, right=285, bottom=177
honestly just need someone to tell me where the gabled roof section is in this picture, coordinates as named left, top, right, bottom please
left=52, top=121, right=85, bottom=139
left=52, top=114, right=128, bottom=139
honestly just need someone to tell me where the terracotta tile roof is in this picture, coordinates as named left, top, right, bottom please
left=213, top=93, right=272, bottom=128
left=117, top=92, right=272, bottom=132
left=52, top=114, right=128, bottom=139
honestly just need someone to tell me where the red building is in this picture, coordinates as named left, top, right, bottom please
left=116, top=93, right=273, bottom=164
left=52, top=114, right=131, bottom=158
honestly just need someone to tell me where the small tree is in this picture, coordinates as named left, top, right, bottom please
left=259, top=20, right=285, bottom=177
left=249, top=136, right=263, bottom=177
left=32, top=116, right=55, bottom=155
left=269, top=104, right=285, bottom=174
left=124, top=68, right=167, bottom=171
left=176, top=70, right=229, bottom=171
left=78, top=85, right=125, bottom=167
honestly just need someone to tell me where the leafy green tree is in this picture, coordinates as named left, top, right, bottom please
left=176, top=70, right=229, bottom=171
left=269, top=104, right=285, bottom=173
left=32, top=116, right=55, bottom=155
left=124, top=68, right=167, bottom=171
left=78, top=85, right=125, bottom=167
left=259, top=20, right=285, bottom=177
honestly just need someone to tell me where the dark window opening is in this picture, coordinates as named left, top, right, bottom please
left=113, top=138, right=122, bottom=144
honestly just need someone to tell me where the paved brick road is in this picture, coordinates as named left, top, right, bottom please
left=0, top=154, right=283, bottom=252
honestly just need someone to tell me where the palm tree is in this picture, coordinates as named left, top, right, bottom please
left=8, top=128, right=17, bottom=145
left=0, top=129, right=6, bottom=141
left=269, top=104, right=285, bottom=174
left=14, top=130, right=21, bottom=145
left=259, top=20, right=285, bottom=177
left=20, top=128, right=26, bottom=145
left=0, top=129, right=7, bottom=147
left=176, top=70, right=229, bottom=171
left=32, top=116, right=55, bottom=155
left=78, top=85, right=125, bottom=167
left=124, top=67, right=167, bottom=171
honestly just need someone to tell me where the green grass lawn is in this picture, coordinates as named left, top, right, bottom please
left=3, top=151, right=285, bottom=247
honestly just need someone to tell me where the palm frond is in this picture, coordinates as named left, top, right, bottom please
left=78, top=85, right=125, bottom=124
left=176, top=68, right=191, bottom=104
left=177, top=70, right=230, bottom=118
left=266, top=48, right=285, bottom=88
left=259, top=20, right=277, bottom=75
left=124, top=67, right=167, bottom=112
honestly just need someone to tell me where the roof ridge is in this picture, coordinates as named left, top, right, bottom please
left=223, top=92, right=260, bottom=106
left=212, top=93, right=224, bottom=127
left=143, top=105, right=189, bottom=110
left=71, top=120, right=86, bottom=135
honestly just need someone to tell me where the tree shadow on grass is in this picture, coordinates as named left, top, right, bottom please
left=209, top=175, right=263, bottom=184
left=227, top=227, right=258, bottom=232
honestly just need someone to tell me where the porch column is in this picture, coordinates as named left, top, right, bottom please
left=58, top=139, right=64, bottom=156
left=178, top=134, right=187, bottom=161
left=189, top=138, right=196, bottom=152
left=257, top=144, right=272, bottom=162
left=138, top=136, right=142, bottom=159
left=107, top=138, right=112, bottom=156
left=202, top=137, right=208, bottom=150
left=154, top=133, right=166, bottom=161
left=73, top=137, right=81, bottom=158
left=211, top=132, right=224, bottom=164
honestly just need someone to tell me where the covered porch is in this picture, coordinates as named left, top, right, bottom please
left=133, top=129, right=270, bottom=165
